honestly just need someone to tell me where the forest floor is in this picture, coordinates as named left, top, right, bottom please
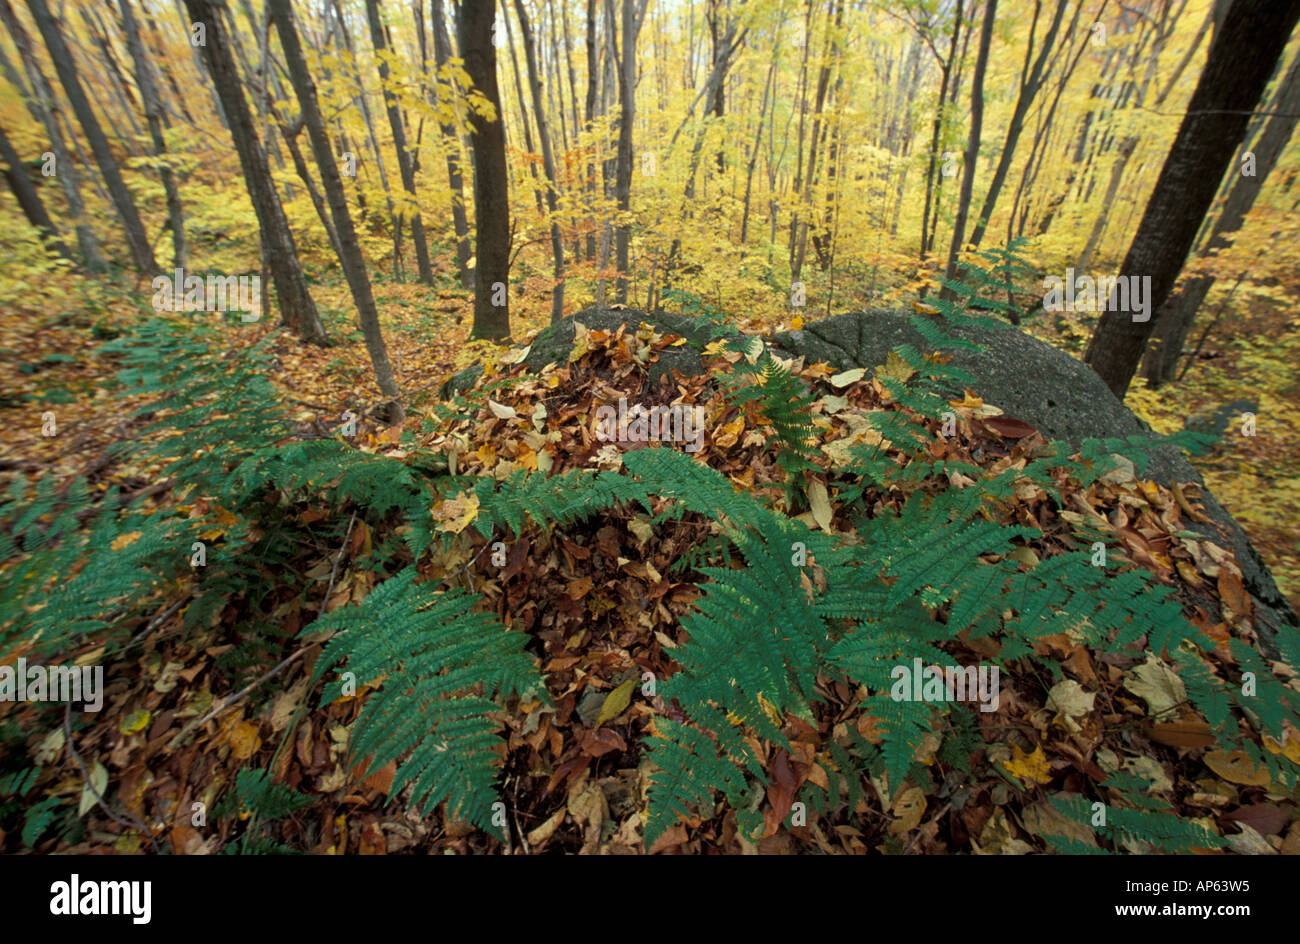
left=1, top=259, right=1297, bottom=854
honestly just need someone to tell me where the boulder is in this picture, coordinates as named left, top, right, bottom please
left=769, top=309, right=1295, bottom=651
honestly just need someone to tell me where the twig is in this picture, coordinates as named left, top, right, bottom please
left=322, top=512, right=358, bottom=616
left=64, top=703, right=163, bottom=854
left=167, top=513, right=358, bottom=749
left=169, top=645, right=313, bottom=750
left=121, top=593, right=192, bottom=654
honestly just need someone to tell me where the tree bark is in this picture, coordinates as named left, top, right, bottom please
left=429, top=0, right=473, bottom=288
left=270, top=0, right=403, bottom=420
left=457, top=0, right=511, bottom=340
left=25, top=0, right=156, bottom=274
left=612, top=0, right=643, bottom=304
left=366, top=0, right=433, bottom=284
left=119, top=0, right=187, bottom=269
left=514, top=0, right=566, bottom=324
left=940, top=0, right=996, bottom=302
left=184, top=0, right=325, bottom=342
left=1141, top=46, right=1300, bottom=386
left=0, top=119, right=71, bottom=260
left=0, top=0, right=104, bottom=270
left=1084, top=0, right=1300, bottom=397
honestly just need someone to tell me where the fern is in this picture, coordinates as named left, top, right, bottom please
left=307, top=568, right=542, bottom=835
left=216, top=769, right=314, bottom=821
left=1045, top=778, right=1229, bottom=854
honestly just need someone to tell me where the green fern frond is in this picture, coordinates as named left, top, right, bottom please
left=308, top=568, right=541, bottom=835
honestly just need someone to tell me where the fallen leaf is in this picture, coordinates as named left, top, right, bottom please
left=596, top=679, right=636, bottom=726
left=1204, top=750, right=1271, bottom=787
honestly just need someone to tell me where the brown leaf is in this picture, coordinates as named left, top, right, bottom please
left=1146, top=719, right=1217, bottom=749
left=1225, top=803, right=1290, bottom=838
left=579, top=727, right=626, bottom=758
left=1217, top=569, right=1252, bottom=621
left=763, top=750, right=797, bottom=837
left=980, top=416, right=1037, bottom=439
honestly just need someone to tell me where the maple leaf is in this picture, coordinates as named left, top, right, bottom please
left=431, top=491, right=480, bottom=534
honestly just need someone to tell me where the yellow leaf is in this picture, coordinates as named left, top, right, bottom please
left=888, top=786, right=927, bottom=835
left=829, top=367, right=867, bottom=388
left=1204, top=750, right=1271, bottom=786
left=714, top=415, right=744, bottom=449
left=807, top=479, right=833, bottom=532
left=1004, top=743, right=1052, bottom=785
left=596, top=679, right=636, bottom=726
left=948, top=389, right=984, bottom=409
left=432, top=491, right=481, bottom=534
left=877, top=350, right=917, bottom=383
left=111, top=531, right=142, bottom=551
left=119, top=710, right=151, bottom=735
left=227, top=721, right=262, bottom=762
left=913, top=300, right=940, bottom=315
left=791, top=314, right=805, bottom=330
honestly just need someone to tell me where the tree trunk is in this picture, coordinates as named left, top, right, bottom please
left=612, top=0, right=642, bottom=304
left=270, top=0, right=403, bottom=419
left=967, top=0, right=1068, bottom=249
left=583, top=0, right=600, bottom=262
left=791, top=0, right=838, bottom=282
left=365, top=0, right=433, bottom=284
left=1084, top=0, right=1300, bottom=397
left=331, top=0, right=403, bottom=279
left=940, top=0, right=996, bottom=302
left=0, top=0, right=104, bottom=270
left=429, top=0, right=473, bottom=288
left=184, top=0, right=325, bottom=342
left=740, top=35, right=780, bottom=245
left=0, top=119, right=71, bottom=260
left=25, top=0, right=156, bottom=274
left=1142, top=45, right=1300, bottom=386
left=919, top=0, right=962, bottom=261
left=514, top=0, right=566, bottom=324
left=79, top=6, right=146, bottom=154
left=457, top=0, right=511, bottom=340
left=119, top=0, right=187, bottom=269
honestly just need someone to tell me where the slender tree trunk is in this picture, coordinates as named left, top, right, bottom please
left=79, top=6, right=146, bottom=153
left=365, top=0, right=432, bottom=284
left=270, top=0, right=403, bottom=420
left=791, top=0, right=838, bottom=282
left=119, top=0, right=187, bottom=269
left=514, top=0, right=566, bottom=324
left=583, top=0, right=600, bottom=262
left=184, top=0, right=325, bottom=342
left=458, top=0, right=511, bottom=339
left=428, top=0, right=473, bottom=288
left=919, top=0, right=962, bottom=261
left=612, top=0, right=642, bottom=304
left=25, top=0, right=156, bottom=274
left=1085, top=0, right=1300, bottom=397
left=741, top=34, right=780, bottom=245
left=332, top=0, right=403, bottom=279
left=967, top=0, right=1068, bottom=248
left=940, top=0, right=996, bottom=302
left=0, top=0, right=103, bottom=270
left=0, top=120, right=71, bottom=259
